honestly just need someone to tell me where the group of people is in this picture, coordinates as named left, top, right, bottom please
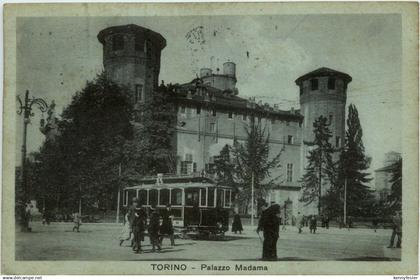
left=119, top=198, right=175, bottom=254
left=295, top=212, right=321, bottom=234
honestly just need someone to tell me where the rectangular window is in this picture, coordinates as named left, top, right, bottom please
left=197, top=106, right=201, bottom=115
left=287, top=135, right=294, bottom=144
left=180, top=106, right=186, bottom=113
left=287, top=163, right=293, bottom=182
left=200, top=188, right=207, bottom=206
left=224, top=190, right=231, bottom=208
left=112, top=34, right=124, bottom=51
left=310, top=79, right=318, bottom=91
left=193, top=162, right=197, bottom=173
left=180, top=161, right=188, bottom=175
left=209, top=123, right=215, bottom=133
left=171, top=189, right=182, bottom=205
left=135, top=36, right=144, bottom=51
left=185, top=153, right=193, bottom=162
left=135, top=84, right=143, bottom=103
left=228, top=112, right=233, bottom=119
left=208, top=188, right=215, bottom=207
left=212, top=109, right=217, bottom=116
left=328, top=78, right=336, bottom=90
left=336, top=136, right=341, bottom=148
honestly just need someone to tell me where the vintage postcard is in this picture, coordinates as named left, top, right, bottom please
left=2, top=2, right=418, bottom=275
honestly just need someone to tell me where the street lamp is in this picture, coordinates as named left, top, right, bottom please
left=17, top=90, right=48, bottom=231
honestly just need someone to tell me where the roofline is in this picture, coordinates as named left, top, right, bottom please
left=295, top=68, right=352, bottom=85
left=97, top=24, right=166, bottom=50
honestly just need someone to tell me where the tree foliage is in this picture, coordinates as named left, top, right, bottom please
left=335, top=104, right=373, bottom=217
left=229, top=121, right=283, bottom=213
left=300, top=115, right=335, bottom=214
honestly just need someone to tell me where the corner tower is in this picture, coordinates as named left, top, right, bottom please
left=97, top=24, right=166, bottom=103
left=296, top=67, right=352, bottom=153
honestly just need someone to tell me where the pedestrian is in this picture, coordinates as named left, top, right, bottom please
left=281, top=209, right=287, bottom=231
left=72, top=212, right=81, bottom=232
left=325, top=215, right=330, bottom=229
left=257, top=204, right=281, bottom=261
left=132, top=203, right=147, bottom=253
left=119, top=211, right=132, bottom=246
left=148, top=206, right=161, bottom=252
left=372, top=217, right=379, bottom=233
left=232, top=212, right=243, bottom=234
left=127, top=197, right=138, bottom=247
left=309, top=215, right=317, bottom=234
left=387, top=210, right=402, bottom=248
left=160, top=204, right=176, bottom=246
left=25, top=203, right=33, bottom=232
left=347, top=216, right=353, bottom=230
left=296, top=212, right=304, bottom=233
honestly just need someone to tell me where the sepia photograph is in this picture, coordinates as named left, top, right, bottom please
left=2, top=2, right=418, bottom=275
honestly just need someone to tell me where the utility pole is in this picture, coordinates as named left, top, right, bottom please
left=116, top=163, right=122, bottom=223
left=251, top=172, right=255, bottom=227
left=343, top=178, right=347, bottom=225
left=78, top=184, right=82, bottom=216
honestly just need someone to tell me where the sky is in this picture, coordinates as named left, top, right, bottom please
left=15, top=15, right=402, bottom=176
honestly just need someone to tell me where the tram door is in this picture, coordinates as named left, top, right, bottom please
left=184, top=188, right=200, bottom=226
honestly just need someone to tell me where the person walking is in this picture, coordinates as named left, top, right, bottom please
left=232, top=212, right=243, bottom=234
left=325, top=215, right=330, bottom=229
left=132, top=203, right=147, bottom=253
left=160, top=204, right=175, bottom=246
left=372, top=217, right=379, bottom=233
left=387, top=210, right=402, bottom=248
left=257, top=204, right=281, bottom=261
left=148, top=206, right=162, bottom=252
left=119, top=211, right=132, bottom=246
left=309, top=215, right=317, bottom=234
left=72, top=212, right=81, bottom=232
left=127, top=198, right=139, bottom=247
left=296, top=212, right=304, bottom=233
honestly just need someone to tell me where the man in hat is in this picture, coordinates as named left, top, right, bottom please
left=132, top=202, right=147, bottom=253
left=160, top=204, right=175, bottom=246
left=148, top=205, right=162, bottom=252
left=257, top=203, right=281, bottom=261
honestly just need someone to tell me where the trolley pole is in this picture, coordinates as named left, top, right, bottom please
left=116, top=163, right=122, bottom=224
left=251, top=172, right=255, bottom=227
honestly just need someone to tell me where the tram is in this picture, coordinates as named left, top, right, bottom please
left=123, top=174, right=233, bottom=238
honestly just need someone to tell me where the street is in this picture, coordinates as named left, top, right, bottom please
left=15, top=222, right=401, bottom=261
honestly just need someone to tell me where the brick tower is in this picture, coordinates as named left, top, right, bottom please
left=97, top=24, right=166, bottom=104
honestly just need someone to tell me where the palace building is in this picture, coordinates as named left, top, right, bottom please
left=97, top=24, right=352, bottom=216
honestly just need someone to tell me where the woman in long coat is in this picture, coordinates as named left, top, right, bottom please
left=257, top=204, right=281, bottom=261
left=232, top=213, right=243, bottom=234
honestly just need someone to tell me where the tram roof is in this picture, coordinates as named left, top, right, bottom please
left=123, top=174, right=232, bottom=190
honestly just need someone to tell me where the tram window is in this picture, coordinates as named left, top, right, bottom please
left=200, top=188, right=207, bottom=206
left=216, top=189, right=225, bottom=207
left=138, top=190, right=147, bottom=206
left=159, top=189, right=169, bottom=206
left=185, top=188, right=200, bottom=206
left=171, top=189, right=182, bottom=205
left=149, top=189, right=158, bottom=206
left=224, top=190, right=231, bottom=208
left=127, top=190, right=136, bottom=206
left=208, top=188, right=215, bottom=207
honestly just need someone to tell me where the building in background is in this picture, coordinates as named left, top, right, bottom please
left=98, top=24, right=352, bottom=217
left=374, top=151, right=402, bottom=201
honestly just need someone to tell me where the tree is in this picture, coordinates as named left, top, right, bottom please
left=230, top=121, right=283, bottom=214
left=300, top=115, right=335, bottom=215
left=32, top=73, right=134, bottom=213
left=136, top=85, right=177, bottom=175
left=388, top=158, right=402, bottom=211
left=336, top=104, right=373, bottom=217
left=213, top=144, right=236, bottom=188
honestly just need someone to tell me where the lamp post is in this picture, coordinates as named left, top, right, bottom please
left=17, top=90, right=48, bottom=231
